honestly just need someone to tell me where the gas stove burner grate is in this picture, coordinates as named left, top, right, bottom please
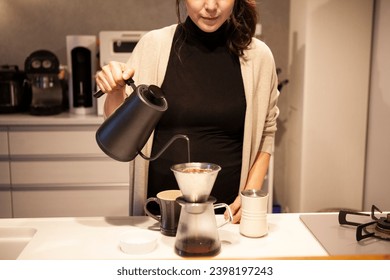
left=338, top=205, right=390, bottom=242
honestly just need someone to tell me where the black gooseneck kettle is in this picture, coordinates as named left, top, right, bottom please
left=95, top=79, right=189, bottom=162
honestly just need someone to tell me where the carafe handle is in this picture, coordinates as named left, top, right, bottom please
left=213, top=203, right=233, bottom=228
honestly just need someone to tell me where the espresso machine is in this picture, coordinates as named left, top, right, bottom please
left=24, top=50, right=64, bottom=115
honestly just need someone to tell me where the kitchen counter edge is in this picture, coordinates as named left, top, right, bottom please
left=0, top=112, right=104, bottom=126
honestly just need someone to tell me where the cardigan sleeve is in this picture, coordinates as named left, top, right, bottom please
left=239, top=39, right=279, bottom=189
left=260, top=65, right=279, bottom=155
left=254, top=40, right=279, bottom=155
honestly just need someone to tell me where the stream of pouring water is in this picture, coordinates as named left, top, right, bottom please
left=185, top=136, right=191, bottom=163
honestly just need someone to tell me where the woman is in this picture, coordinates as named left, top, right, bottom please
left=96, top=0, right=279, bottom=223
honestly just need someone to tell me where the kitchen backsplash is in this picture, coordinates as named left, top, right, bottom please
left=0, top=0, right=176, bottom=69
left=0, top=0, right=290, bottom=73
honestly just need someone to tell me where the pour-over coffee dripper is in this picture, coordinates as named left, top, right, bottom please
left=170, top=162, right=221, bottom=203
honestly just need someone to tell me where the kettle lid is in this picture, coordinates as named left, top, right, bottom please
left=138, top=84, right=168, bottom=111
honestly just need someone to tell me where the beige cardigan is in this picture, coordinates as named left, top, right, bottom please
left=125, top=24, right=279, bottom=215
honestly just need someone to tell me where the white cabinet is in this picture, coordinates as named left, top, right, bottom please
left=0, top=114, right=130, bottom=218
left=12, top=187, right=128, bottom=218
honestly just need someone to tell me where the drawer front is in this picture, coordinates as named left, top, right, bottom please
left=11, top=160, right=129, bottom=185
left=12, top=187, right=129, bottom=217
left=9, top=126, right=104, bottom=156
left=0, top=130, right=8, bottom=156
left=0, top=162, right=10, bottom=185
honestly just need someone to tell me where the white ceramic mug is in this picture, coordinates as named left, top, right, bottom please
left=239, top=189, right=269, bottom=238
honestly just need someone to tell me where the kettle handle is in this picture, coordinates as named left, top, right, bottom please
left=94, top=78, right=136, bottom=98
left=213, top=203, right=233, bottom=228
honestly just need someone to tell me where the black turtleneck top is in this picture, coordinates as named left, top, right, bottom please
left=147, top=17, right=246, bottom=205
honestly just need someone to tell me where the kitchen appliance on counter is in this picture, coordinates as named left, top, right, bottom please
left=99, top=31, right=146, bottom=67
left=66, top=35, right=97, bottom=115
left=0, top=65, right=31, bottom=113
left=24, top=50, right=64, bottom=115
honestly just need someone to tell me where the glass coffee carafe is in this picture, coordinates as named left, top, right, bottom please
left=171, top=162, right=233, bottom=257
left=174, top=196, right=232, bottom=257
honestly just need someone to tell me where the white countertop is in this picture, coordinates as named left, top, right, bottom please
left=0, top=112, right=104, bottom=126
left=0, top=213, right=329, bottom=259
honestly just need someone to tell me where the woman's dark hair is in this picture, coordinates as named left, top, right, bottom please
left=175, top=0, right=258, bottom=56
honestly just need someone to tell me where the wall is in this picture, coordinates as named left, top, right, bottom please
left=0, top=0, right=176, bottom=68
left=364, top=0, right=390, bottom=210
left=0, top=0, right=290, bottom=71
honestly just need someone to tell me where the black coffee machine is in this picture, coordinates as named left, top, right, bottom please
left=0, top=65, right=31, bottom=113
left=24, top=50, right=64, bottom=115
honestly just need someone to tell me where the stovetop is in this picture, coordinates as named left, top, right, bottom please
left=300, top=211, right=390, bottom=255
left=339, top=205, right=390, bottom=241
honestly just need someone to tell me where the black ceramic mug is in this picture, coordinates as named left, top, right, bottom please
left=144, top=190, right=182, bottom=236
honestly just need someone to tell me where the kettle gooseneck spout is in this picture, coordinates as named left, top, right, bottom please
left=138, top=134, right=190, bottom=162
